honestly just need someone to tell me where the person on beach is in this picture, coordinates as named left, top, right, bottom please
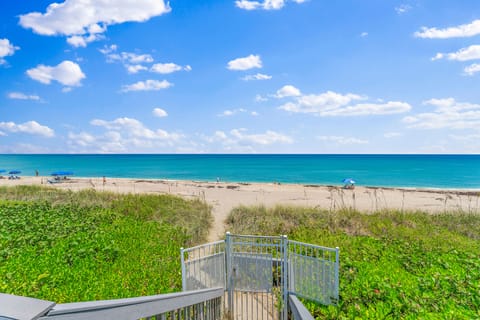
left=35, top=170, right=39, bottom=177
left=103, top=176, right=106, bottom=186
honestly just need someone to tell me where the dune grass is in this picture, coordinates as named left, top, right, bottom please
left=226, top=206, right=480, bottom=319
left=0, top=185, right=212, bottom=302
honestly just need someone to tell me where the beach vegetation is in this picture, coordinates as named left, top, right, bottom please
left=0, top=185, right=212, bottom=302
left=226, top=205, right=480, bottom=319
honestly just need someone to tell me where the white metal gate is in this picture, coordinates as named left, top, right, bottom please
left=181, top=233, right=339, bottom=320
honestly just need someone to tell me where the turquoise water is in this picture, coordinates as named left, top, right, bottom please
left=0, top=154, right=479, bottom=189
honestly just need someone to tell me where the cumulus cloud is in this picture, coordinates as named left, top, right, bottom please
left=0, top=38, right=20, bottom=64
left=384, top=132, right=402, bottom=138
left=242, top=73, right=272, bottom=81
left=68, top=117, right=183, bottom=152
left=230, top=128, right=293, bottom=144
left=203, top=129, right=293, bottom=151
left=317, top=136, right=369, bottom=145
left=19, top=0, right=171, bottom=46
left=151, top=62, right=191, bottom=74
left=432, top=45, right=480, bottom=62
left=26, top=60, right=86, bottom=87
left=235, top=0, right=304, bottom=11
left=153, top=107, right=168, bottom=117
left=275, top=85, right=301, bottom=98
left=464, top=63, right=480, bottom=76
left=108, top=52, right=154, bottom=64
left=100, top=45, right=191, bottom=75
left=0, top=121, right=54, bottom=137
left=101, top=45, right=154, bottom=73
left=255, top=94, right=268, bottom=102
left=403, top=98, right=480, bottom=130
left=7, top=92, right=41, bottom=101
left=395, top=4, right=411, bottom=15
left=126, top=64, right=148, bottom=74
left=121, top=79, right=172, bottom=92
left=277, top=87, right=411, bottom=117
left=218, top=108, right=257, bottom=117
left=227, top=54, right=262, bottom=71
left=414, top=19, right=480, bottom=39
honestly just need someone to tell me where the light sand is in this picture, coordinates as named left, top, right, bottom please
left=1, top=176, right=479, bottom=242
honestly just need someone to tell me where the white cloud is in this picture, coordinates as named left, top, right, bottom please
left=395, top=4, right=411, bottom=15
left=99, top=44, right=118, bottom=55
left=449, top=133, right=480, bottom=143
left=0, top=38, right=20, bottom=64
left=235, top=0, right=304, bottom=11
left=432, top=45, right=480, bottom=62
left=403, top=98, right=480, bottom=130
left=227, top=54, right=262, bottom=71
left=276, top=85, right=301, bottom=98
left=26, top=60, right=86, bottom=87
left=384, top=132, right=402, bottom=138
left=204, top=128, right=293, bottom=150
left=121, top=79, right=172, bottom=92
left=91, top=117, right=178, bottom=139
left=153, top=107, right=168, bottom=117
left=101, top=45, right=191, bottom=75
left=119, top=52, right=154, bottom=64
left=317, top=136, right=369, bottom=145
left=242, top=73, right=272, bottom=81
left=72, top=117, right=183, bottom=152
left=150, top=62, right=191, bottom=74
left=67, top=33, right=105, bottom=48
left=0, top=121, right=54, bottom=137
left=19, top=0, right=171, bottom=46
left=68, top=131, right=97, bottom=147
left=218, top=108, right=251, bottom=117
left=255, top=94, right=268, bottom=102
left=414, top=19, right=480, bottom=39
left=230, top=129, right=293, bottom=145
left=7, top=92, right=41, bottom=101
left=126, top=64, right=148, bottom=74
left=101, top=45, right=154, bottom=72
left=464, top=63, right=480, bottom=76
left=278, top=88, right=411, bottom=117
left=360, top=32, right=368, bottom=37
left=99, top=44, right=153, bottom=65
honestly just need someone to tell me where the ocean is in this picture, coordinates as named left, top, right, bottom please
left=0, top=154, right=479, bottom=189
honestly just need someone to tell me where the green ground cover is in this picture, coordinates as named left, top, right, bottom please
left=0, top=186, right=211, bottom=302
left=226, top=206, right=480, bottom=319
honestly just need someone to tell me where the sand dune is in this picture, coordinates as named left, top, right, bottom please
left=1, top=176, right=479, bottom=242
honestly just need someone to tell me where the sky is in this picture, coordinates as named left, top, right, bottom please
left=1, top=0, right=480, bottom=154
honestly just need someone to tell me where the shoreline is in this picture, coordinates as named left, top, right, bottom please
left=1, top=176, right=479, bottom=241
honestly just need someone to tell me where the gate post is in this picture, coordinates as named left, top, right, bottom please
left=282, top=235, right=289, bottom=320
left=180, top=247, right=186, bottom=291
left=225, top=232, right=233, bottom=317
left=334, top=247, right=340, bottom=302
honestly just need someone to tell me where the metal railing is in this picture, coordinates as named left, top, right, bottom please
left=181, top=233, right=340, bottom=320
left=2, top=233, right=339, bottom=320
left=288, top=296, right=315, bottom=320
left=0, top=288, right=224, bottom=320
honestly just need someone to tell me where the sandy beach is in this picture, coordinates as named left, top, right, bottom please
left=1, top=176, right=479, bottom=242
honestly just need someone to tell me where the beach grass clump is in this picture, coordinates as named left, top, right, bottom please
left=0, top=186, right=212, bottom=302
left=226, top=206, right=480, bottom=319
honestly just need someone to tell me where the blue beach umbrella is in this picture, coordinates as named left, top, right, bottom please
left=342, top=178, right=355, bottom=185
left=51, top=171, right=74, bottom=176
left=0, top=169, right=5, bottom=173
left=9, top=170, right=21, bottom=175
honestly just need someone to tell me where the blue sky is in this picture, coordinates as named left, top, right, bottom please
left=1, top=0, right=480, bottom=153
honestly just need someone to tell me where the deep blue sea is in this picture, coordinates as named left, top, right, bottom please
left=0, top=154, right=479, bottom=189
